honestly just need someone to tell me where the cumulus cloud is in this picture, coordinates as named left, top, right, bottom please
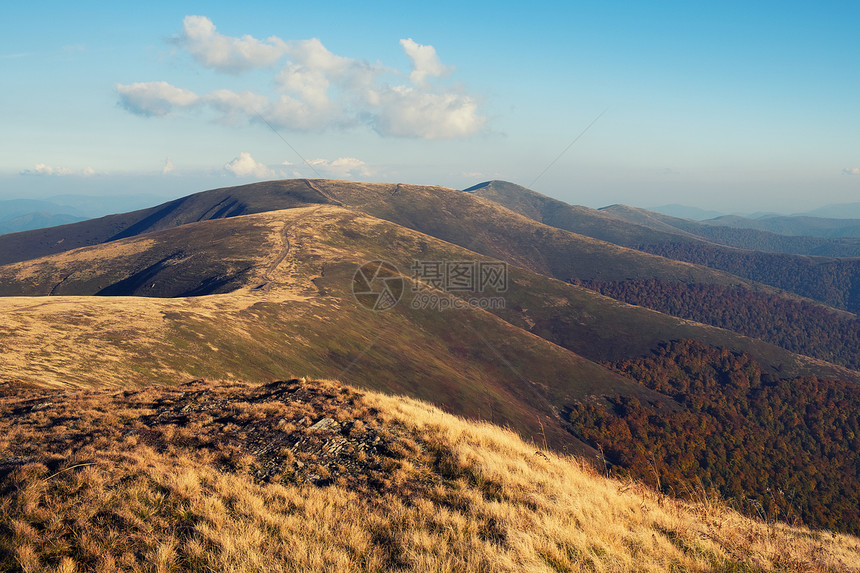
left=224, top=152, right=274, bottom=178
left=117, top=81, right=200, bottom=117
left=162, top=157, right=175, bottom=174
left=842, top=168, right=860, bottom=175
left=176, top=15, right=288, bottom=73
left=119, top=17, right=485, bottom=139
left=20, top=163, right=95, bottom=176
left=372, top=87, right=484, bottom=139
left=400, top=38, right=451, bottom=86
left=308, top=157, right=372, bottom=179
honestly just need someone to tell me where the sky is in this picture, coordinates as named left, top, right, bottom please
left=2, top=0, right=859, bottom=213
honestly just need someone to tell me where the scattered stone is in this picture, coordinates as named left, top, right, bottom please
left=308, top=417, right=337, bottom=432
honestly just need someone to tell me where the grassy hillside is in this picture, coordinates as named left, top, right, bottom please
left=464, top=181, right=702, bottom=244
left=2, top=377, right=858, bottom=572
left=304, top=179, right=860, bottom=368
left=3, top=182, right=859, bottom=543
left=1, top=205, right=853, bottom=388
left=468, top=180, right=860, bottom=256
left=0, top=213, right=280, bottom=297
left=307, top=180, right=777, bottom=289
left=0, top=180, right=335, bottom=266
left=466, top=181, right=860, bottom=311
left=1, top=206, right=689, bottom=455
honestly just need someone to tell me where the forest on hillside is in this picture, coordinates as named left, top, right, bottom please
left=656, top=220, right=860, bottom=257
left=567, top=340, right=860, bottom=535
left=578, top=279, right=860, bottom=369
left=637, top=242, right=860, bottom=313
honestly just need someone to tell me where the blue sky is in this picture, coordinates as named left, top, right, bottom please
left=2, top=1, right=858, bottom=212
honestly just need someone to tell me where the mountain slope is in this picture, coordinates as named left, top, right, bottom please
left=2, top=377, right=858, bottom=572
left=465, top=179, right=860, bottom=256
left=4, top=179, right=857, bottom=377
left=463, top=181, right=860, bottom=311
left=3, top=181, right=860, bottom=539
left=307, top=180, right=769, bottom=288
left=0, top=179, right=789, bottom=291
left=298, top=179, right=860, bottom=368
left=0, top=205, right=687, bottom=455
left=1, top=205, right=853, bottom=385
left=0, top=180, right=336, bottom=266
left=465, top=180, right=702, bottom=242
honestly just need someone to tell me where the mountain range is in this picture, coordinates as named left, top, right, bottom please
left=1, top=178, right=859, bottom=554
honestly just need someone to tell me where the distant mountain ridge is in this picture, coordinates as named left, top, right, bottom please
left=0, top=212, right=88, bottom=235
left=649, top=203, right=725, bottom=220
left=703, top=213, right=860, bottom=238
left=465, top=181, right=860, bottom=312
left=602, top=204, right=860, bottom=257
left=0, top=180, right=337, bottom=266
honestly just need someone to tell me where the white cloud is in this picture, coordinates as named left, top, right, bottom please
left=265, top=93, right=341, bottom=131
left=308, top=157, right=372, bottom=179
left=842, top=168, right=860, bottom=175
left=162, top=157, right=175, bottom=174
left=176, top=15, right=288, bottom=73
left=372, top=87, right=484, bottom=139
left=120, top=17, right=485, bottom=139
left=36, top=163, right=67, bottom=175
left=224, top=152, right=274, bottom=178
left=204, top=89, right=270, bottom=126
left=20, top=163, right=96, bottom=176
left=116, top=81, right=200, bottom=117
left=400, top=38, right=451, bottom=86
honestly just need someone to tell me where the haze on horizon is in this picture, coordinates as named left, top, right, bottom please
left=1, top=0, right=858, bottom=214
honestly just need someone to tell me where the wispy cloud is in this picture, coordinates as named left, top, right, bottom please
left=118, top=16, right=484, bottom=139
left=223, top=152, right=371, bottom=180
left=20, top=163, right=98, bottom=176
left=307, top=157, right=372, bottom=178
left=117, top=81, right=200, bottom=117
left=842, top=168, right=860, bottom=175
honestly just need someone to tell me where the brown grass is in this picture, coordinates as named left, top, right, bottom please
left=1, top=378, right=858, bottom=572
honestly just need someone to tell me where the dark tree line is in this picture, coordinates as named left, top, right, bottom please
left=568, top=340, right=860, bottom=534
left=577, top=279, right=860, bottom=370
left=635, top=242, right=860, bottom=313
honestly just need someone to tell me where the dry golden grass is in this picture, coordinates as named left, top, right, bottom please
left=1, top=377, right=858, bottom=572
